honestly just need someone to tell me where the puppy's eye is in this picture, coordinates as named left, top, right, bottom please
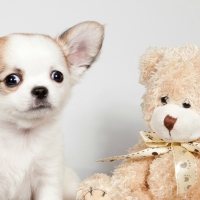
left=51, top=71, right=63, bottom=83
left=161, top=96, right=168, bottom=105
left=182, top=102, right=191, bottom=108
left=4, top=74, right=21, bottom=87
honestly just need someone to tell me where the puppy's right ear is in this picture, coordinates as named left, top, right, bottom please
left=139, top=47, right=165, bottom=86
left=56, top=21, right=104, bottom=84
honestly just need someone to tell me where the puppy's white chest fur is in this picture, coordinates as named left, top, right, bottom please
left=0, top=120, right=64, bottom=200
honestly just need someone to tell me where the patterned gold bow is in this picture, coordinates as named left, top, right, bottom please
left=97, top=131, right=200, bottom=195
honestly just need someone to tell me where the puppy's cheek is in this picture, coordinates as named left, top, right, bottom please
left=48, top=96, right=61, bottom=108
left=0, top=82, right=22, bottom=95
left=49, top=84, right=70, bottom=105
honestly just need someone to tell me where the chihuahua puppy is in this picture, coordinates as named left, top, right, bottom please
left=0, top=21, right=104, bottom=200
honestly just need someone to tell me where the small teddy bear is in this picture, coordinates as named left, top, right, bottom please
left=77, top=45, right=200, bottom=200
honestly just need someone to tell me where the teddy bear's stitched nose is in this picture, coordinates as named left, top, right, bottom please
left=164, top=115, right=177, bottom=131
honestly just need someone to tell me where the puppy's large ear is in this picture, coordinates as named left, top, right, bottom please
left=56, top=21, right=104, bottom=84
left=139, top=47, right=165, bottom=86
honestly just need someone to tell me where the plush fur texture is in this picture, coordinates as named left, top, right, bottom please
left=0, top=21, right=104, bottom=200
left=77, top=45, right=200, bottom=200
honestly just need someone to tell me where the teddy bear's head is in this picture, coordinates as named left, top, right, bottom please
left=140, top=45, right=200, bottom=143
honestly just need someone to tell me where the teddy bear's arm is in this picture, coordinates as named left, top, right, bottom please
left=77, top=139, right=154, bottom=200
left=112, top=157, right=153, bottom=192
left=77, top=157, right=153, bottom=200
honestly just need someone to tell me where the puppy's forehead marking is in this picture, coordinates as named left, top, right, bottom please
left=4, top=34, right=67, bottom=74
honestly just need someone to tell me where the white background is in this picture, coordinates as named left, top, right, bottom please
left=1, top=0, right=200, bottom=180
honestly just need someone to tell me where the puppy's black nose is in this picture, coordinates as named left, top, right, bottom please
left=31, top=87, right=48, bottom=99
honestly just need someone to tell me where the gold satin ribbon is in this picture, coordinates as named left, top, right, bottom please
left=97, top=131, right=199, bottom=195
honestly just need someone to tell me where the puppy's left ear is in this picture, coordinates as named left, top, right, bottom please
left=56, top=21, right=104, bottom=84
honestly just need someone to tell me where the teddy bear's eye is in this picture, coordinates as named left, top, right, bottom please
left=161, top=96, right=168, bottom=105
left=182, top=102, right=191, bottom=108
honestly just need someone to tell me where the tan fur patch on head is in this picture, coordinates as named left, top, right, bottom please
left=0, top=36, right=7, bottom=73
left=0, top=36, right=15, bottom=95
left=140, top=45, right=200, bottom=127
left=0, top=36, right=26, bottom=94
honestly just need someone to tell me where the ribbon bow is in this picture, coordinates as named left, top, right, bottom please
left=97, top=131, right=200, bottom=195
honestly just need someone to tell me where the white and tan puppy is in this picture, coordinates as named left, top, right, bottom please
left=0, top=21, right=104, bottom=200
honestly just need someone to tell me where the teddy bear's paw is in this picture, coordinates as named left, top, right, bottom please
left=76, top=173, right=112, bottom=200
left=84, top=188, right=111, bottom=200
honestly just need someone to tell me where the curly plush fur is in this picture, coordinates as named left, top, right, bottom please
left=77, top=45, right=200, bottom=200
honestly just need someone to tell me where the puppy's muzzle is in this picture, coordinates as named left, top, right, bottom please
left=31, top=86, right=48, bottom=99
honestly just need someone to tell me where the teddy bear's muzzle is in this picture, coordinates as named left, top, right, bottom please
left=150, top=104, right=200, bottom=142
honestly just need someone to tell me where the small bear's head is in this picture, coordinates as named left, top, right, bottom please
left=140, top=45, right=200, bottom=142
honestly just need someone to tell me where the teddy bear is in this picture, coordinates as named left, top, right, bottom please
left=76, top=45, right=200, bottom=200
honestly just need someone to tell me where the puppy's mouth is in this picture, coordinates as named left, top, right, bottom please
left=29, top=104, right=51, bottom=111
left=29, top=100, right=52, bottom=111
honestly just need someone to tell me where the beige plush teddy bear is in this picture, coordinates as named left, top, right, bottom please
left=77, top=45, right=200, bottom=200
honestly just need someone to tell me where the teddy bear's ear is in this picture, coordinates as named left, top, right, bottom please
left=139, top=47, right=165, bottom=86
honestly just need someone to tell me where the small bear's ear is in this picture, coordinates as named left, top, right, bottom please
left=56, top=21, right=104, bottom=84
left=139, top=47, right=165, bottom=86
